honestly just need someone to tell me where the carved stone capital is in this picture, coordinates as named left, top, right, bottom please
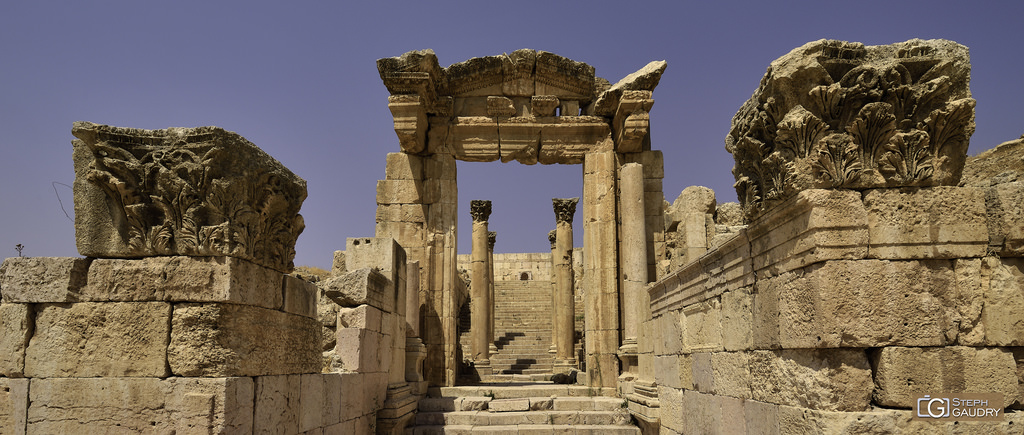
left=552, top=198, right=579, bottom=224
left=71, top=121, right=306, bottom=273
left=548, top=229, right=557, bottom=249
left=470, top=200, right=492, bottom=222
left=532, top=95, right=560, bottom=117
left=726, top=39, right=975, bottom=222
left=487, top=231, right=496, bottom=250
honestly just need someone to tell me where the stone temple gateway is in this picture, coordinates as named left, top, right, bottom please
left=1, top=39, right=1024, bottom=434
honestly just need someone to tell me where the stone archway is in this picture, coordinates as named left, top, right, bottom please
left=375, top=49, right=667, bottom=388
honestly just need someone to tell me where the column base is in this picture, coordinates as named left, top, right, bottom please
left=472, top=360, right=492, bottom=378
left=376, top=383, right=417, bottom=435
left=617, top=342, right=639, bottom=381
left=405, top=337, right=427, bottom=384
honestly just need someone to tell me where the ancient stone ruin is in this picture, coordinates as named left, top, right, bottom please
left=2, top=39, right=1024, bottom=434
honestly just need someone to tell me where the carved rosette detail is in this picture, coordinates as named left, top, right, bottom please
left=487, top=231, right=496, bottom=250
left=73, top=122, right=306, bottom=273
left=470, top=200, right=492, bottom=223
left=552, top=198, right=579, bottom=224
left=726, top=39, right=976, bottom=221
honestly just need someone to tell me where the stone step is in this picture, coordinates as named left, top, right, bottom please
left=432, top=385, right=609, bottom=399
left=410, top=425, right=641, bottom=435
left=415, top=410, right=633, bottom=426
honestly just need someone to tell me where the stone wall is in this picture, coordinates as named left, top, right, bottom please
left=645, top=185, right=1024, bottom=433
left=0, top=255, right=386, bottom=433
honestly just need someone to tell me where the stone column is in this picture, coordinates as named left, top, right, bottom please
left=618, top=163, right=647, bottom=378
left=469, top=200, right=492, bottom=373
left=553, top=198, right=579, bottom=372
left=487, top=231, right=497, bottom=354
left=583, top=150, right=620, bottom=388
left=548, top=229, right=558, bottom=356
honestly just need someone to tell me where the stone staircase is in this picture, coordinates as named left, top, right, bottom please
left=409, top=384, right=640, bottom=434
left=460, top=280, right=556, bottom=376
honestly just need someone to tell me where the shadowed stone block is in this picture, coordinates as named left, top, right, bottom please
left=169, top=303, right=321, bottom=377
left=0, top=257, right=89, bottom=303
left=283, top=275, right=317, bottom=318
left=71, top=121, right=306, bottom=273
left=727, top=39, right=975, bottom=221
left=27, top=377, right=253, bottom=434
left=25, top=302, right=171, bottom=377
left=83, top=256, right=282, bottom=308
left=872, top=346, right=1017, bottom=408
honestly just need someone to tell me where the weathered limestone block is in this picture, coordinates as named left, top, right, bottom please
left=255, top=374, right=300, bottom=433
left=864, top=186, right=988, bottom=259
left=0, top=378, right=27, bottom=434
left=283, top=275, right=318, bottom=318
left=710, top=351, right=753, bottom=399
left=0, top=304, right=30, bottom=377
left=335, top=328, right=384, bottom=373
left=72, top=122, right=306, bottom=273
left=376, top=179, right=434, bottom=205
left=747, top=189, right=867, bottom=277
left=986, top=258, right=1024, bottom=345
left=323, top=267, right=392, bottom=316
left=658, top=386, right=684, bottom=434
left=83, top=256, right=283, bottom=308
left=168, top=303, right=321, bottom=376
left=988, top=181, right=1024, bottom=256
left=0, top=257, right=89, bottom=303
left=756, top=259, right=960, bottom=348
left=872, top=346, right=1018, bottom=408
left=721, top=286, right=754, bottom=351
left=26, top=302, right=170, bottom=377
left=727, top=39, right=975, bottom=221
left=682, top=298, right=723, bottom=353
left=749, top=349, right=873, bottom=412
left=27, top=377, right=253, bottom=433
left=387, top=95, right=428, bottom=153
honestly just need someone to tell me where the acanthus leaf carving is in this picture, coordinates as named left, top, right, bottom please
left=846, top=102, right=896, bottom=169
left=879, top=130, right=933, bottom=185
left=813, top=133, right=862, bottom=188
left=775, top=106, right=828, bottom=160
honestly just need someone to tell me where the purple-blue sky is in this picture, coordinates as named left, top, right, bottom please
left=2, top=2, right=1022, bottom=269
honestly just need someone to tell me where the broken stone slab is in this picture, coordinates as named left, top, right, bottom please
left=82, top=256, right=283, bottom=308
left=322, top=267, right=393, bottom=312
left=168, top=302, right=321, bottom=377
left=488, top=398, right=530, bottom=412
left=25, top=302, right=171, bottom=378
left=27, top=377, right=253, bottom=434
left=593, top=61, right=668, bottom=116
left=727, top=39, right=975, bottom=222
left=0, top=256, right=90, bottom=303
left=71, top=121, right=306, bottom=273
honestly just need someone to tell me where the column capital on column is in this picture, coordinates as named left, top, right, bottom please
left=552, top=197, right=579, bottom=224
left=547, top=229, right=557, bottom=250
left=487, top=231, right=496, bottom=251
left=470, top=200, right=492, bottom=222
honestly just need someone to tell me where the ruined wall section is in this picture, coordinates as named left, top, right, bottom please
left=643, top=39, right=1024, bottom=434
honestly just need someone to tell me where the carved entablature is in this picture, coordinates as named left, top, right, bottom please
left=71, top=121, right=307, bottom=273
left=552, top=198, right=579, bottom=224
left=470, top=200, right=492, bottom=222
left=377, top=49, right=667, bottom=163
left=726, top=39, right=976, bottom=221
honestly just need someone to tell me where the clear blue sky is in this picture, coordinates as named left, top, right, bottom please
left=2, top=1, right=1022, bottom=269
